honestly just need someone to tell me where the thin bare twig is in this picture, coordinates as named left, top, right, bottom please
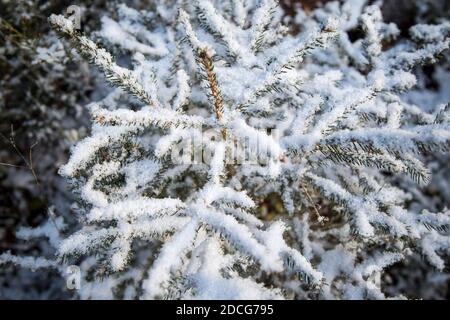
left=301, top=184, right=328, bottom=224
left=0, top=162, right=27, bottom=169
left=0, top=126, right=40, bottom=185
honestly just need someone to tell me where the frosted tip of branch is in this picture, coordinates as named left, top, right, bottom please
left=323, top=17, right=339, bottom=33
left=49, top=14, right=75, bottom=33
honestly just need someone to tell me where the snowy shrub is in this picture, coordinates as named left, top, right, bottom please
left=380, top=0, right=450, bottom=299
left=1, top=0, right=449, bottom=299
left=0, top=0, right=105, bottom=299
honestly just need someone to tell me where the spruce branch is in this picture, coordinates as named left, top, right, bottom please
left=236, top=18, right=338, bottom=111
left=49, top=14, right=157, bottom=106
left=250, top=0, right=279, bottom=53
left=6, top=1, right=450, bottom=300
